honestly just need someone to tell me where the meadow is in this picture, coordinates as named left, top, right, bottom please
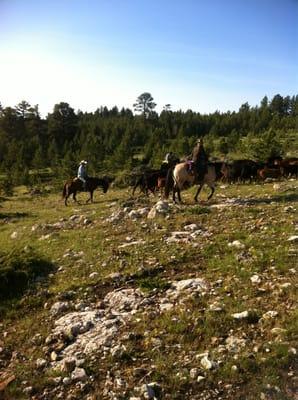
left=0, top=179, right=297, bottom=400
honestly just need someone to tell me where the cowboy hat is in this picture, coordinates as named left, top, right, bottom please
left=80, top=160, right=88, bottom=164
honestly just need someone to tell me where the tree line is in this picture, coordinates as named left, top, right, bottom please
left=0, top=93, right=297, bottom=187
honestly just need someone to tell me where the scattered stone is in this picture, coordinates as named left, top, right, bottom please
left=262, top=311, right=278, bottom=319
left=232, top=310, right=249, bottom=320
left=200, top=355, right=213, bottom=370
left=190, top=368, right=199, bottom=379
left=287, top=235, right=298, bottom=243
left=10, top=231, right=18, bottom=239
left=140, top=382, right=161, bottom=399
left=23, top=386, right=33, bottom=395
left=228, top=240, right=245, bottom=249
left=50, top=351, right=58, bottom=361
left=89, top=272, right=99, bottom=279
left=36, top=358, right=47, bottom=369
left=184, top=223, right=200, bottom=232
left=128, top=210, right=142, bottom=219
left=71, top=367, right=87, bottom=382
left=271, top=327, right=286, bottom=336
left=61, top=357, right=77, bottom=373
left=118, top=240, right=146, bottom=248
left=50, top=302, right=70, bottom=317
left=147, top=200, right=169, bottom=219
left=225, top=336, right=246, bottom=353
left=250, top=274, right=261, bottom=284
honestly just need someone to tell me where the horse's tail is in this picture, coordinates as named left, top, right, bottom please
left=164, top=168, right=174, bottom=199
left=62, top=182, right=68, bottom=199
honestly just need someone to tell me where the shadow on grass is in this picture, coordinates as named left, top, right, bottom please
left=0, top=247, right=55, bottom=316
left=0, top=211, right=32, bottom=221
left=242, top=192, right=298, bottom=205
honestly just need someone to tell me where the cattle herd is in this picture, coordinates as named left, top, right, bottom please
left=131, top=156, right=298, bottom=197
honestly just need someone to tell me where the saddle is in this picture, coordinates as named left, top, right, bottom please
left=74, top=177, right=88, bottom=191
left=186, top=160, right=195, bottom=175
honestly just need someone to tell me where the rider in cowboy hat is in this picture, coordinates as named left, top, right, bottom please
left=191, top=138, right=208, bottom=182
left=77, top=160, right=88, bottom=190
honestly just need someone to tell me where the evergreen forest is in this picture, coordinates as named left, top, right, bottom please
left=0, top=93, right=297, bottom=188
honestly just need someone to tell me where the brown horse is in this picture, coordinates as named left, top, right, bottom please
left=164, top=162, right=216, bottom=203
left=62, top=177, right=110, bottom=206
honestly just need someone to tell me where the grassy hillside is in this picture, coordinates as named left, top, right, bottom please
left=0, top=180, right=297, bottom=399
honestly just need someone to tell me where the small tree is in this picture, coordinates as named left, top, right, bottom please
left=133, top=92, right=156, bottom=118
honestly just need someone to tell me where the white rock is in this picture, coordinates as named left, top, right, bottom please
left=232, top=310, right=249, bottom=320
left=10, top=231, right=18, bottom=239
left=225, top=336, right=246, bottom=353
left=271, top=327, right=286, bottom=335
left=61, top=357, right=77, bottom=373
left=23, top=387, right=33, bottom=395
left=189, top=368, right=199, bottom=379
left=50, top=301, right=69, bottom=317
left=289, top=347, right=296, bottom=355
left=228, top=240, right=245, bottom=249
left=50, top=351, right=58, bottom=361
left=280, top=282, right=291, bottom=289
left=288, top=235, right=298, bottom=243
left=62, top=377, right=71, bottom=385
left=128, top=210, right=141, bottom=219
left=71, top=367, right=87, bottom=382
left=184, top=224, right=199, bottom=232
left=141, top=382, right=160, bottom=399
left=89, top=272, right=99, bottom=279
left=262, top=310, right=278, bottom=319
left=200, top=355, right=213, bottom=370
left=36, top=358, right=47, bottom=369
left=250, top=275, right=261, bottom=284
left=118, top=240, right=145, bottom=248
left=136, top=207, right=150, bottom=217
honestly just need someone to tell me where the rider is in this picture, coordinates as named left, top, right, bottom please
left=191, top=138, right=208, bottom=181
left=161, top=152, right=179, bottom=175
left=77, top=160, right=88, bottom=190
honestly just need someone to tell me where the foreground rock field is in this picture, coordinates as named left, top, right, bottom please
left=0, top=180, right=297, bottom=399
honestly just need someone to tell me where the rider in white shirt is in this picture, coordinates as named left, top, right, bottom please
left=77, top=160, right=88, bottom=190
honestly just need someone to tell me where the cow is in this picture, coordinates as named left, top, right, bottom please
left=257, top=166, right=283, bottom=180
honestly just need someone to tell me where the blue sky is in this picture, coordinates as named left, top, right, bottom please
left=0, top=0, right=297, bottom=116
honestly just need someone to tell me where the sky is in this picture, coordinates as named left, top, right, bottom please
left=0, top=0, right=297, bottom=116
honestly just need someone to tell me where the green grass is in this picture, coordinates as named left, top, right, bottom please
left=0, top=180, right=297, bottom=399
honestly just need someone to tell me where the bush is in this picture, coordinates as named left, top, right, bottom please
left=0, top=247, right=54, bottom=300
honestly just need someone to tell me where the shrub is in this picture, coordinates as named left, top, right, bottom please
left=0, top=247, right=53, bottom=300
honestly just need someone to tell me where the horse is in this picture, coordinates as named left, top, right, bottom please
left=164, top=162, right=216, bottom=203
left=62, top=176, right=110, bottom=206
left=132, top=170, right=160, bottom=196
left=131, top=158, right=180, bottom=197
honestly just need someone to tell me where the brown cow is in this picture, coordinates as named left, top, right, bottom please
left=274, top=158, right=298, bottom=178
left=257, top=166, right=282, bottom=180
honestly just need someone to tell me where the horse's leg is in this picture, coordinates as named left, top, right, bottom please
left=172, top=186, right=176, bottom=203
left=207, top=184, right=215, bottom=200
left=132, top=181, right=138, bottom=196
left=86, top=190, right=93, bottom=203
left=73, top=190, right=79, bottom=203
left=194, top=184, right=203, bottom=202
left=177, top=188, right=182, bottom=203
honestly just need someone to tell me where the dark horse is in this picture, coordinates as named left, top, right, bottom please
left=62, top=177, right=110, bottom=206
